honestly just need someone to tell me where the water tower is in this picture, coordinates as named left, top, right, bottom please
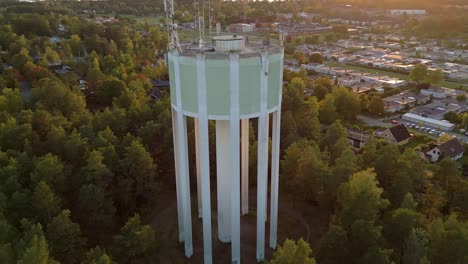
left=165, top=2, right=284, bottom=264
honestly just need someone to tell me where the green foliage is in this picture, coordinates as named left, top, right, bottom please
left=332, top=87, right=361, bottom=122
left=95, top=78, right=127, bottom=106
left=308, top=53, right=323, bottom=64
left=316, top=225, right=349, bottom=264
left=322, top=120, right=349, bottom=162
left=17, top=235, right=58, bottom=264
left=384, top=207, right=422, bottom=248
left=269, top=239, right=316, bottom=264
left=409, top=64, right=428, bottom=84
left=326, top=148, right=358, bottom=196
left=69, top=35, right=82, bottom=57
left=0, top=5, right=465, bottom=264
left=319, top=94, right=337, bottom=124
left=282, top=140, right=328, bottom=204
left=427, top=69, right=444, bottom=85
left=428, top=214, right=468, bottom=264
left=31, top=78, right=85, bottom=119
left=113, top=214, right=156, bottom=263
left=402, top=228, right=430, bottom=264
left=368, top=96, right=384, bottom=115
left=83, top=247, right=113, bottom=264
left=46, top=210, right=87, bottom=263
left=76, top=184, right=115, bottom=243
left=0, top=88, right=24, bottom=114
left=31, top=181, right=61, bottom=224
left=337, top=169, right=390, bottom=227
left=31, top=154, right=65, bottom=193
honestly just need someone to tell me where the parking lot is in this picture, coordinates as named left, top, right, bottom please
left=396, top=119, right=468, bottom=143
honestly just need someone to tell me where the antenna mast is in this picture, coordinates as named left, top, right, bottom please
left=164, top=0, right=180, bottom=51
left=208, top=0, right=212, bottom=39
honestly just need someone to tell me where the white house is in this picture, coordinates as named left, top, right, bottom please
left=426, top=138, right=464, bottom=162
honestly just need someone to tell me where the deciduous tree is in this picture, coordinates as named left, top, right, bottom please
left=409, top=64, right=428, bottom=85
left=269, top=239, right=316, bottom=264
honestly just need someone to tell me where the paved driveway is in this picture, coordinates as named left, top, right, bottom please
left=358, top=114, right=399, bottom=128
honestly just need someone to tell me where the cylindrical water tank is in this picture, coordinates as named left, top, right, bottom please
left=168, top=35, right=283, bottom=120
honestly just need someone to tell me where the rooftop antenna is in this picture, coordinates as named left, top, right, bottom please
left=164, top=0, right=180, bottom=51
left=201, top=0, right=205, bottom=43
left=279, top=30, right=284, bottom=46
left=208, top=0, right=212, bottom=39
left=194, top=0, right=205, bottom=49
left=193, top=1, right=199, bottom=43
left=243, top=0, right=246, bottom=23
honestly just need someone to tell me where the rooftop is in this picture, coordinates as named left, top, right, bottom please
left=436, top=138, right=464, bottom=158
left=403, top=113, right=455, bottom=128
left=177, top=34, right=282, bottom=56
left=388, top=124, right=411, bottom=143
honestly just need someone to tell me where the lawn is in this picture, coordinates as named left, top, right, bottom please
left=121, top=14, right=163, bottom=25
left=403, top=134, right=433, bottom=150
left=96, top=13, right=163, bottom=25
left=324, top=62, right=466, bottom=90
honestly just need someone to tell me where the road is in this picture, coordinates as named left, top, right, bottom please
left=358, top=114, right=399, bottom=128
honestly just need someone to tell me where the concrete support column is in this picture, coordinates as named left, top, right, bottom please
left=230, top=53, right=241, bottom=264
left=173, top=50, right=193, bottom=258
left=270, top=51, right=283, bottom=250
left=194, top=118, right=202, bottom=219
left=269, top=109, right=281, bottom=249
left=196, top=53, right=213, bottom=264
left=216, top=120, right=231, bottom=243
left=256, top=51, right=269, bottom=262
left=241, top=119, right=249, bottom=216
left=264, top=114, right=269, bottom=223
left=171, top=109, right=184, bottom=243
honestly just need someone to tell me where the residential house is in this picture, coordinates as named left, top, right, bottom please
left=420, top=86, right=457, bottom=99
left=149, top=88, right=162, bottom=102
left=384, top=92, right=430, bottom=113
left=426, top=138, right=464, bottom=162
left=152, top=79, right=170, bottom=88
left=79, top=80, right=87, bottom=91
left=410, top=98, right=467, bottom=120
left=347, top=129, right=369, bottom=149
left=381, top=124, right=412, bottom=145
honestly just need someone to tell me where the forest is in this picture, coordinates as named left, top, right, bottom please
left=0, top=1, right=467, bottom=264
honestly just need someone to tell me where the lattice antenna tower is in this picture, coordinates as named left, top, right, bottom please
left=208, top=0, right=212, bottom=38
left=193, top=0, right=205, bottom=49
left=243, top=0, right=246, bottom=23
left=164, top=0, right=180, bottom=50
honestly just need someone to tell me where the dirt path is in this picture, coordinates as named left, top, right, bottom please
left=149, top=188, right=328, bottom=263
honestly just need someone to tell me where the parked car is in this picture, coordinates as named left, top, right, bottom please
left=391, top=120, right=399, bottom=124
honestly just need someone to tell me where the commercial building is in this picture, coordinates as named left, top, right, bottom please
left=402, top=113, right=455, bottom=131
